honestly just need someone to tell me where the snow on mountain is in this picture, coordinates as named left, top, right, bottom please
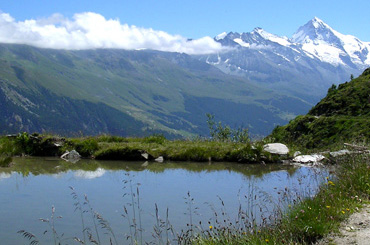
left=215, top=32, right=227, bottom=41
left=291, top=17, right=370, bottom=68
left=214, top=17, right=370, bottom=69
left=252, top=28, right=291, bottom=47
left=199, top=17, right=369, bottom=104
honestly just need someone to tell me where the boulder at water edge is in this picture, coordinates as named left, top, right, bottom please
left=61, top=150, right=81, bottom=163
left=263, top=143, right=289, bottom=155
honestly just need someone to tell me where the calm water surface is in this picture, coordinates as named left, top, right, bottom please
left=0, top=157, right=327, bottom=244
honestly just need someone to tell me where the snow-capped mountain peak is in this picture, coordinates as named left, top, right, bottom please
left=311, top=17, right=330, bottom=29
left=291, top=17, right=337, bottom=44
left=291, top=17, right=370, bottom=67
left=212, top=17, right=369, bottom=72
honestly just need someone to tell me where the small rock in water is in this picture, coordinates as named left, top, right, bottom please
left=141, top=152, right=155, bottom=161
left=263, top=143, right=289, bottom=155
left=155, top=156, right=164, bottom=163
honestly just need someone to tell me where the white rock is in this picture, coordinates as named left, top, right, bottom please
left=141, top=153, right=149, bottom=160
left=294, top=151, right=302, bottom=157
left=155, top=156, right=164, bottom=162
left=61, top=150, right=81, bottom=163
left=263, top=143, right=289, bottom=155
left=330, top=149, right=351, bottom=157
left=293, top=154, right=325, bottom=164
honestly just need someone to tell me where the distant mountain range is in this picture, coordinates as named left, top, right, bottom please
left=0, top=18, right=368, bottom=138
left=201, top=17, right=370, bottom=103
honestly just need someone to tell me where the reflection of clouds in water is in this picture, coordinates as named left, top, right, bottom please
left=51, top=172, right=67, bottom=179
left=74, top=168, right=106, bottom=179
left=0, top=172, right=11, bottom=180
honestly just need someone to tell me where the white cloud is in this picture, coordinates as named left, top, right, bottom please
left=0, top=12, right=227, bottom=55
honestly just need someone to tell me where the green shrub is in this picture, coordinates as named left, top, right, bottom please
left=206, top=113, right=250, bottom=143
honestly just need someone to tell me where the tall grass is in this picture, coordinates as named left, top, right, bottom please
left=189, top=153, right=370, bottom=244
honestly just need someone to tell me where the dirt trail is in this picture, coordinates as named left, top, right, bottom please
left=316, top=204, right=370, bottom=245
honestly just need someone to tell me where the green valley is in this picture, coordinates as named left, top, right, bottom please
left=0, top=44, right=311, bottom=137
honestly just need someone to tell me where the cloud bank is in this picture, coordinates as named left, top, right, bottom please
left=0, top=12, right=225, bottom=55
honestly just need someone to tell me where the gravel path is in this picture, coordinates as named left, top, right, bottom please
left=316, top=204, right=370, bottom=245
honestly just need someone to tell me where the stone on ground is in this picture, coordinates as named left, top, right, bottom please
left=263, top=143, right=289, bottom=155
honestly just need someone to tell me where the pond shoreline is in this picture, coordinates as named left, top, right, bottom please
left=3, top=133, right=359, bottom=168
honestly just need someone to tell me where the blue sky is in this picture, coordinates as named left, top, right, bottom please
left=0, top=0, right=369, bottom=54
left=1, top=0, right=369, bottom=40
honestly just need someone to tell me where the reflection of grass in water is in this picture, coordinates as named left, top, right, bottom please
left=17, top=167, right=331, bottom=244
left=4, top=157, right=299, bottom=180
left=0, top=136, right=18, bottom=167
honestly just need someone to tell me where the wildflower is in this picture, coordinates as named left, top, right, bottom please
left=209, top=225, right=213, bottom=229
left=342, top=210, right=345, bottom=214
left=326, top=206, right=331, bottom=208
left=346, top=208, right=350, bottom=211
left=328, top=181, right=335, bottom=186
left=265, top=238, right=269, bottom=243
left=326, top=176, right=329, bottom=180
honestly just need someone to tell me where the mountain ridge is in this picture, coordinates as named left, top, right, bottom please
left=200, top=17, right=369, bottom=103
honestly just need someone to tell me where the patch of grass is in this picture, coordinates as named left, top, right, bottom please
left=0, top=133, right=287, bottom=163
left=95, top=135, right=129, bottom=143
left=142, top=134, right=167, bottom=144
left=67, top=137, right=100, bottom=157
left=94, top=146, right=144, bottom=161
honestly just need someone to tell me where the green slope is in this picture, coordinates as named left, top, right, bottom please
left=0, top=44, right=312, bottom=137
left=270, top=68, right=370, bottom=149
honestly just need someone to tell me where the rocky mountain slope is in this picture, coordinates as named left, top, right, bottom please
left=0, top=44, right=309, bottom=137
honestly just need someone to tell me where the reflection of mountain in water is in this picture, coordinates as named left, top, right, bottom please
left=2, top=157, right=299, bottom=179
